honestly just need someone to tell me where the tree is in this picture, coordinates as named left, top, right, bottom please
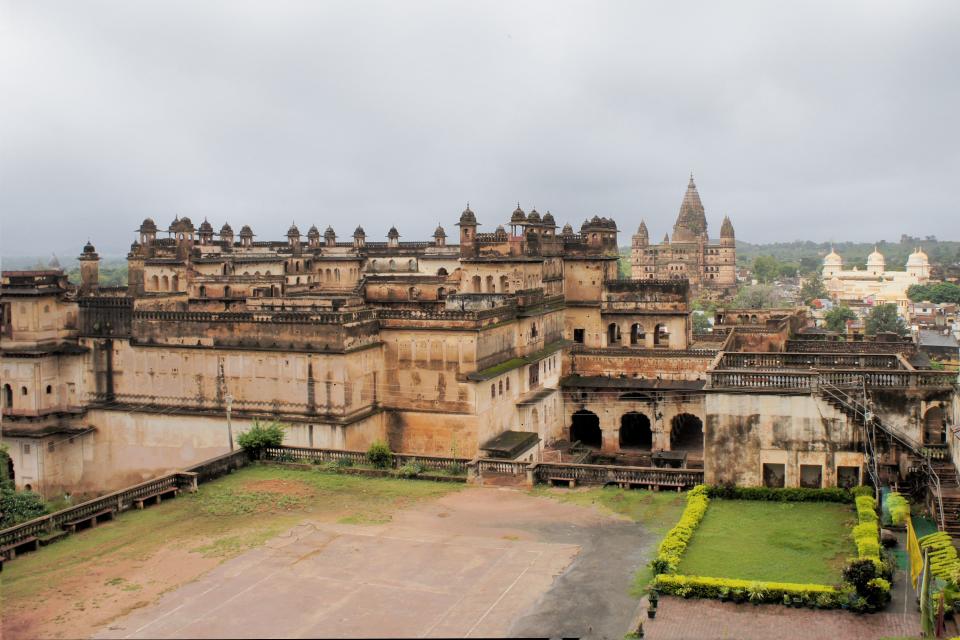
left=692, top=311, right=711, bottom=334
left=907, top=282, right=960, bottom=304
left=799, top=256, right=821, bottom=274
left=800, top=272, right=828, bottom=304
left=732, top=284, right=781, bottom=309
left=825, top=305, right=856, bottom=333
left=752, top=255, right=780, bottom=283
left=865, top=303, right=908, bottom=336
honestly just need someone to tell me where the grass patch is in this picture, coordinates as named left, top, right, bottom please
left=677, top=499, right=855, bottom=584
left=533, top=485, right=687, bottom=534
left=0, top=464, right=460, bottom=608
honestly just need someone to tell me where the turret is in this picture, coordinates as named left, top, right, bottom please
left=542, top=212, right=556, bottom=236
left=632, top=220, right=649, bottom=248
left=170, top=216, right=195, bottom=260
left=906, top=247, right=930, bottom=280
left=198, top=218, right=214, bottom=245
left=823, top=246, right=843, bottom=278
left=219, top=222, right=234, bottom=246
left=387, top=226, right=400, bottom=249
left=353, top=226, right=366, bottom=249
left=139, top=217, right=158, bottom=245
left=239, top=225, right=254, bottom=248
left=866, top=246, right=885, bottom=276
left=324, top=226, right=337, bottom=248
left=307, top=225, right=320, bottom=249
left=433, top=224, right=446, bottom=247
left=78, top=240, right=100, bottom=294
left=457, top=204, right=478, bottom=258
left=719, top=216, right=735, bottom=247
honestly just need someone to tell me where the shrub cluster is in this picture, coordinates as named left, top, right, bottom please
left=919, top=532, right=960, bottom=581
left=237, top=421, right=285, bottom=455
left=886, top=492, right=910, bottom=526
left=705, top=485, right=853, bottom=504
left=651, top=485, right=709, bottom=575
left=365, top=441, right=394, bottom=469
left=653, top=575, right=838, bottom=608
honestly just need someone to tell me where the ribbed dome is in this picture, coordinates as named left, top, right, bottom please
left=140, top=218, right=157, bottom=231
left=542, top=212, right=555, bottom=226
left=239, top=225, right=253, bottom=236
left=198, top=219, right=214, bottom=233
left=287, top=223, right=300, bottom=237
left=867, top=246, right=885, bottom=266
left=307, top=225, right=320, bottom=238
left=353, top=226, right=365, bottom=237
left=561, top=223, right=573, bottom=235
left=823, top=247, right=842, bottom=266
left=433, top=224, right=446, bottom=237
left=387, top=226, right=400, bottom=238
left=324, top=226, right=336, bottom=238
left=219, top=222, right=233, bottom=235
left=907, top=247, right=929, bottom=266
left=527, top=208, right=541, bottom=223
left=510, top=205, right=526, bottom=223
left=459, top=205, right=477, bottom=225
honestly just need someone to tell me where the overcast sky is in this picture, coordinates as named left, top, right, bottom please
left=2, top=1, right=959, bottom=258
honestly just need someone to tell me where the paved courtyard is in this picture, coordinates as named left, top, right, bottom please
left=95, top=487, right=653, bottom=639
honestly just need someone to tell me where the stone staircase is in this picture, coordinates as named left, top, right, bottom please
left=819, top=383, right=959, bottom=535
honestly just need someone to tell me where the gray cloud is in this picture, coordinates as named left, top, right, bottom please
left=2, top=0, right=959, bottom=257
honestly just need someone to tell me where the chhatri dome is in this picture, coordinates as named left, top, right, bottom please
left=907, top=247, right=929, bottom=267
left=823, top=247, right=842, bottom=267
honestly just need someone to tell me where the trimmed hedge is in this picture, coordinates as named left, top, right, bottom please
left=919, top=532, right=960, bottom=581
left=653, top=574, right=840, bottom=608
left=651, top=485, right=709, bottom=575
left=852, top=495, right=882, bottom=569
left=705, top=485, right=854, bottom=504
left=886, top=492, right=910, bottom=526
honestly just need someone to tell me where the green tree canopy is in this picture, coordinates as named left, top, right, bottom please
left=752, top=255, right=780, bottom=283
left=732, top=284, right=782, bottom=309
left=865, top=303, right=908, bottom=336
left=800, top=272, right=828, bottom=304
left=824, top=305, right=856, bottom=333
left=906, top=282, right=960, bottom=304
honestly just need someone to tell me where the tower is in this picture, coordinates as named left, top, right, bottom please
left=457, top=205, right=478, bottom=259
left=78, top=241, right=100, bottom=294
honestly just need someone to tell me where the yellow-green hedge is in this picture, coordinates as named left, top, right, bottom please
left=887, top=492, right=910, bottom=526
left=653, top=574, right=840, bottom=607
left=919, top=531, right=960, bottom=581
left=853, top=495, right=882, bottom=568
left=651, top=484, right=709, bottom=574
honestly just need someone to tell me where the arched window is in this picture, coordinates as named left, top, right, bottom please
left=223, top=285, right=231, bottom=298
left=505, top=377, right=510, bottom=391
left=21, top=386, right=28, bottom=395
left=630, top=323, right=645, bottom=346
left=408, top=259, right=416, bottom=271
left=437, top=287, right=446, bottom=300
left=437, top=267, right=448, bottom=277
left=3, top=384, right=12, bottom=409
left=498, top=380, right=503, bottom=395
left=471, top=275, right=482, bottom=293
left=389, top=260, right=396, bottom=272
left=499, top=275, right=509, bottom=292
left=46, top=385, right=52, bottom=394
left=161, top=275, right=169, bottom=290
left=151, top=275, right=159, bottom=290
left=491, top=384, right=496, bottom=399
left=607, top=323, right=621, bottom=345
left=199, top=285, right=206, bottom=298
left=485, top=275, right=495, bottom=293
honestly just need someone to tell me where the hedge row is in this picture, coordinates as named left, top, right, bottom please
left=651, top=485, right=709, bottom=575
left=653, top=575, right=840, bottom=608
left=919, top=532, right=960, bottom=581
left=704, top=485, right=855, bottom=504
left=886, top=492, right=910, bottom=526
left=853, top=495, right=882, bottom=568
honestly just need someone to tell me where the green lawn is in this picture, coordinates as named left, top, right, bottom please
left=677, top=499, right=856, bottom=584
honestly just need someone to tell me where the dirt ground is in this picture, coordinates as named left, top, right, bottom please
left=90, top=486, right=653, bottom=639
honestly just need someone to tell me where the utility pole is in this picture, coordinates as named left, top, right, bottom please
left=225, top=394, right=234, bottom=452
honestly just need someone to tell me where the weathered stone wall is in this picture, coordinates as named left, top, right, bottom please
left=704, top=393, right=863, bottom=487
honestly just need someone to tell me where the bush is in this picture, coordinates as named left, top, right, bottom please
left=651, top=485, right=710, bottom=575
left=705, top=485, right=853, bottom=504
left=236, top=421, right=285, bottom=455
left=653, top=575, right=838, bottom=608
left=0, top=486, right=49, bottom=528
left=855, top=495, right=878, bottom=524
left=396, top=463, right=424, bottom=478
left=335, top=457, right=354, bottom=469
left=851, top=485, right=874, bottom=498
left=887, top=492, right=910, bottom=526
left=366, top=441, right=393, bottom=469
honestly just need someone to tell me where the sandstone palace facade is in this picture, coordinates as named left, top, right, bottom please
left=630, top=175, right=737, bottom=297
left=2, top=178, right=956, bottom=505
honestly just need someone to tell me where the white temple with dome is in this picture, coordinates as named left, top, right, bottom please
left=822, top=246, right=931, bottom=316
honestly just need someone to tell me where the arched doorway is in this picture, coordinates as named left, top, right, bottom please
left=670, top=413, right=703, bottom=451
left=5, top=455, right=13, bottom=483
left=571, top=409, right=602, bottom=448
left=2, top=383, right=12, bottom=410
left=924, top=406, right=946, bottom=445
left=620, top=412, right=652, bottom=450
left=630, top=323, right=645, bottom=346
left=607, top=323, right=621, bottom=345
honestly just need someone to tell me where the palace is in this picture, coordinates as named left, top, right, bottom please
left=823, top=246, right=931, bottom=316
left=1, top=187, right=955, bottom=516
left=630, top=175, right=737, bottom=297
